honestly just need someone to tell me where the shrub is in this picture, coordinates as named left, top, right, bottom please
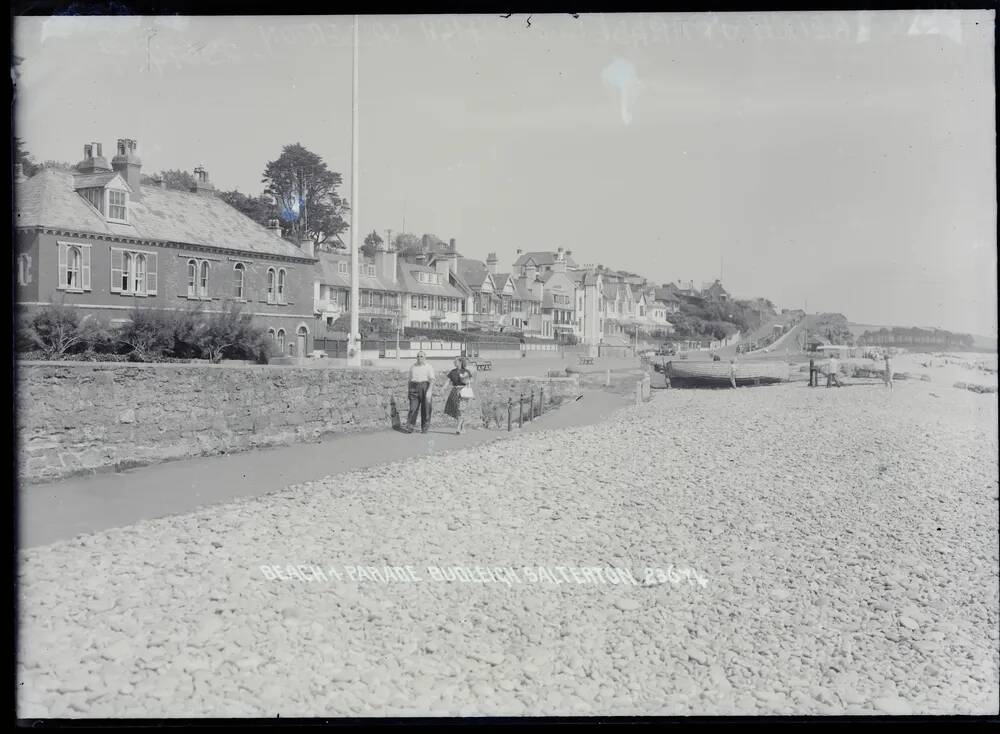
left=166, top=305, right=206, bottom=359
left=115, top=306, right=176, bottom=360
left=193, top=300, right=269, bottom=363
left=16, top=303, right=109, bottom=359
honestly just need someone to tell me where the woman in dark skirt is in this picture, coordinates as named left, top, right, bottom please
left=444, top=357, right=474, bottom=434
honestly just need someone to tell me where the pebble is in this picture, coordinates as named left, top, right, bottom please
left=15, top=382, right=998, bottom=717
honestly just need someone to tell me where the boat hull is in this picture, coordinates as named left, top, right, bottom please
left=666, top=360, right=790, bottom=386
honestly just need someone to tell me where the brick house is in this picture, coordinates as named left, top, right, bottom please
left=15, top=141, right=318, bottom=356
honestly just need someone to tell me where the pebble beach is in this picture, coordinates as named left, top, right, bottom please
left=17, top=377, right=999, bottom=717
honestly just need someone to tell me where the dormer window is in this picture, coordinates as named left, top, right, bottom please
left=108, top=190, right=128, bottom=222
left=76, top=174, right=130, bottom=224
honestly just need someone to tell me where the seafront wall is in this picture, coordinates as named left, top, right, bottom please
left=16, top=361, right=580, bottom=483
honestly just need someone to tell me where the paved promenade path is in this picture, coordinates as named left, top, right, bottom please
left=19, top=388, right=630, bottom=549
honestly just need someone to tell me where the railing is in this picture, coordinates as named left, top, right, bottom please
left=314, top=299, right=342, bottom=314
left=310, top=338, right=564, bottom=359
left=360, top=306, right=401, bottom=317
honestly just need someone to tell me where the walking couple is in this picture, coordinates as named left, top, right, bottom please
left=403, top=352, right=475, bottom=434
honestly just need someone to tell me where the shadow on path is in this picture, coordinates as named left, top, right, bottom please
left=20, top=389, right=631, bottom=548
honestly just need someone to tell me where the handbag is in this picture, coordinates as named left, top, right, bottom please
left=459, top=386, right=474, bottom=399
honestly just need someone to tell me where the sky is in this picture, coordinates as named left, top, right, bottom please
left=13, top=11, right=997, bottom=337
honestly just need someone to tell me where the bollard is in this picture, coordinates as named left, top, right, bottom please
left=507, top=397, right=513, bottom=431
left=529, top=389, right=536, bottom=420
left=519, top=393, right=524, bottom=428
left=539, top=387, right=545, bottom=416
left=809, top=358, right=815, bottom=387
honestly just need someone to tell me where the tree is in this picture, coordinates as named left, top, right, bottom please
left=36, top=160, right=77, bottom=172
left=217, top=189, right=278, bottom=228
left=393, top=233, right=422, bottom=255
left=154, top=169, right=198, bottom=191
left=14, top=137, right=39, bottom=176
left=361, top=231, right=384, bottom=258
left=262, top=143, right=350, bottom=248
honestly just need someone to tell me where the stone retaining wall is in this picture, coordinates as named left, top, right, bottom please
left=16, top=361, right=580, bottom=484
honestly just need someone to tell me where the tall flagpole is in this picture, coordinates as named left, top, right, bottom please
left=347, top=14, right=361, bottom=366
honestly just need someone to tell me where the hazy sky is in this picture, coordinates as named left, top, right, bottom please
left=14, top=11, right=997, bottom=336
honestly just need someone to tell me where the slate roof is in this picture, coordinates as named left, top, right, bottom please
left=653, top=287, right=680, bottom=302
left=315, top=252, right=398, bottom=292
left=398, top=262, right=465, bottom=298
left=73, top=172, right=125, bottom=190
left=492, top=272, right=514, bottom=293
left=16, top=168, right=310, bottom=260
left=513, top=250, right=578, bottom=269
left=456, top=258, right=493, bottom=290
left=512, top=277, right=541, bottom=302
left=570, top=270, right=601, bottom=287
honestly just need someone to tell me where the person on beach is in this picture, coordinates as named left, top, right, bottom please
left=520, top=336, right=527, bottom=359
left=444, top=357, right=474, bottom=434
left=883, top=352, right=894, bottom=390
left=827, top=354, right=843, bottom=388
left=404, top=351, right=435, bottom=433
left=729, top=358, right=738, bottom=389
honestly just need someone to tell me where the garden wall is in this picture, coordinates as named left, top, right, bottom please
left=16, top=361, right=581, bottom=483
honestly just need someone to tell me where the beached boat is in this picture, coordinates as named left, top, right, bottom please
left=666, top=360, right=790, bottom=386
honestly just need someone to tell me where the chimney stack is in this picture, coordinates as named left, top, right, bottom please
left=152, top=174, right=166, bottom=190
left=191, top=166, right=215, bottom=196
left=449, top=238, right=456, bottom=252
left=77, top=141, right=112, bottom=173
left=298, top=235, right=315, bottom=259
left=486, top=252, right=498, bottom=275
left=516, top=248, right=522, bottom=255
left=421, top=234, right=430, bottom=252
left=111, top=138, right=143, bottom=201
left=267, top=218, right=282, bottom=236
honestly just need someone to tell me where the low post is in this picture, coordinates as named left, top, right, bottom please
left=809, top=358, right=815, bottom=387
left=539, top=387, right=545, bottom=415
left=507, top=397, right=512, bottom=431
left=519, top=393, right=524, bottom=428
left=529, top=389, right=535, bottom=421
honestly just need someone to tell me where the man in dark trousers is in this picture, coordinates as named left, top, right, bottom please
left=404, top=351, right=436, bottom=433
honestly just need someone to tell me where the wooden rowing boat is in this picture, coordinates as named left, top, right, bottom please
left=666, top=360, right=790, bottom=386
